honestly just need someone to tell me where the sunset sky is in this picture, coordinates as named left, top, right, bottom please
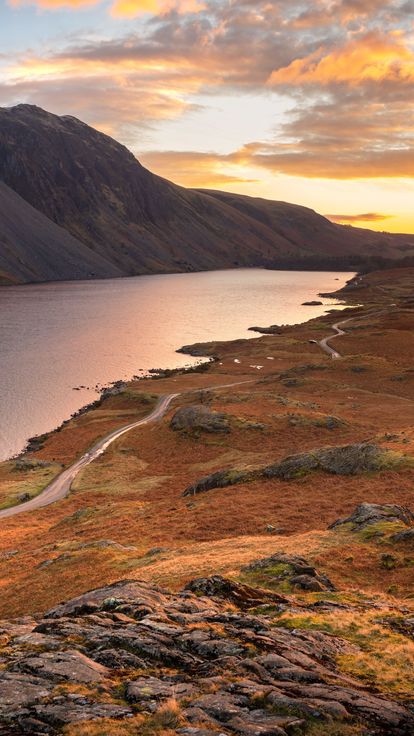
left=1, top=0, right=413, bottom=233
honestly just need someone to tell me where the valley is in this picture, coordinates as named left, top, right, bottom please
left=1, top=105, right=414, bottom=285
left=0, top=267, right=414, bottom=734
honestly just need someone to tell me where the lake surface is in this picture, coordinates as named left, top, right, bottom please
left=0, top=269, right=351, bottom=461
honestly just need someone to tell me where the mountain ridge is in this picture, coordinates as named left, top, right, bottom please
left=1, top=104, right=413, bottom=284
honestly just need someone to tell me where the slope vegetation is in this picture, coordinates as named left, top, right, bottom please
left=0, top=181, right=121, bottom=284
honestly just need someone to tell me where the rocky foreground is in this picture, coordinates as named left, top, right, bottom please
left=0, top=569, right=413, bottom=736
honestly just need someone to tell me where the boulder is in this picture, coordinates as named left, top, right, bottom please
left=391, top=528, right=414, bottom=543
left=171, top=405, right=230, bottom=433
left=44, top=578, right=170, bottom=619
left=184, top=468, right=251, bottom=496
left=185, top=576, right=288, bottom=608
left=264, top=443, right=401, bottom=480
left=329, top=503, right=414, bottom=531
left=243, top=553, right=335, bottom=593
left=319, top=415, right=345, bottom=430
left=184, top=443, right=403, bottom=497
left=18, top=493, right=31, bottom=503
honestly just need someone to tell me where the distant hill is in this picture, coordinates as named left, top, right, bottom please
left=0, top=104, right=413, bottom=284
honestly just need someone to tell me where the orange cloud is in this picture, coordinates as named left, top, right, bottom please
left=140, top=137, right=414, bottom=183
left=326, top=212, right=392, bottom=223
left=3, top=0, right=414, bottom=189
left=269, top=32, right=414, bottom=86
left=111, top=0, right=204, bottom=18
left=141, top=149, right=258, bottom=188
left=8, top=0, right=100, bottom=7
left=8, top=0, right=203, bottom=13
left=235, top=143, right=414, bottom=179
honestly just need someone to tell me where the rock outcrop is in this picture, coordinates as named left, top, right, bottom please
left=0, top=577, right=412, bottom=735
left=185, top=575, right=288, bottom=607
left=171, top=405, right=230, bottom=433
left=264, top=443, right=402, bottom=480
left=391, top=528, right=414, bottom=543
left=329, top=503, right=414, bottom=532
left=248, top=325, right=282, bottom=334
left=243, top=553, right=336, bottom=593
left=183, top=443, right=406, bottom=496
left=184, top=468, right=252, bottom=496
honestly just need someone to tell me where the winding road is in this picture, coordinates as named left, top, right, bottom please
left=0, top=381, right=254, bottom=520
left=1, top=307, right=395, bottom=521
left=0, top=313, right=357, bottom=522
left=317, top=317, right=355, bottom=359
left=0, top=393, right=180, bottom=520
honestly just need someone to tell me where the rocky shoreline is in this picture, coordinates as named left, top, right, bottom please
left=16, top=275, right=358, bottom=464
left=19, top=361, right=211, bottom=461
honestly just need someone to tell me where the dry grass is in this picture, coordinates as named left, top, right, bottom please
left=1, top=268, right=414, bottom=619
left=0, top=461, right=61, bottom=510
left=273, top=608, right=414, bottom=696
left=148, top=698, right=184, bottom=730
left=63, top=716, right=146, bottom=736
left=63, top=699, right=183, bottom=736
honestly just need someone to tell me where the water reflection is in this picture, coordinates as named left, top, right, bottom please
left=0, top=269, right=351, bottom=460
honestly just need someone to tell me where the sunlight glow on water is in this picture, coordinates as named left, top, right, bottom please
left=0, top=268, right=351, bottom=460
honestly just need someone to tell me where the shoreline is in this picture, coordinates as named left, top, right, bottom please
left=1, top=267, right=352, bottom=464
left=1, top=264, right=414, bottom=611
left=18, top=359, right=212, bottom=461
left=8, top=272, right=359, bottom=465
left=0, top=262, right=361, bottom=290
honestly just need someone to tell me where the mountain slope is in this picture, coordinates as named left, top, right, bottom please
left=0, top=181, right=122, bottom=285
left=199, top=189, right=413, bottom=260
left=0, top=104, right=413, bottom=284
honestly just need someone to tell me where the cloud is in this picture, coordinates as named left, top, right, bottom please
left=8, top=0, right=204, bottom=16
left=8, top=0, right=100, bottom=8
left=110, top=0, right=204, bottom=18
left=289, top=0, right=400, bottom=29
left=137, top=133, right=414, bottom=182
left=2, top=0, right=414, bottom=185
left=326, top=212, right=392, bottom=223
left=269, top=31, right=414, bottom=86
left=0, top=73, right=196, bottom=147
left=141, top=149, right=258, bottom=187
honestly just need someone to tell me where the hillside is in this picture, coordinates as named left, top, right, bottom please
left=1, top=268, right=414, bottom=734
left=200, top=189, right=414, bottom=262
left=1, top=104, right=414, bottom=284
left=0, top=181, right=122, bottom=285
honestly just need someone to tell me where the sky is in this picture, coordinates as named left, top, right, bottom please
left=0, top=0, right=413, bottom=233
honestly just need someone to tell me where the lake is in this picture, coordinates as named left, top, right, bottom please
left=0, top=269, right=351, bottom=461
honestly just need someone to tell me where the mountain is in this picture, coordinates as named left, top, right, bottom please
left=0, top=104, right=413, bottom=284
left=0, top=181, right=122, bottom=284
